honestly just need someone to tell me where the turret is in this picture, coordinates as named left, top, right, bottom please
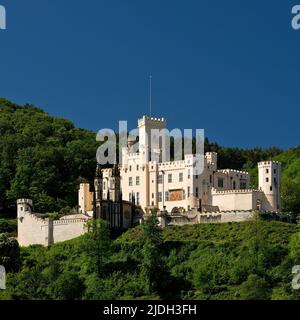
left=109, top=164, right=122, bottom=202
left=94, top=163, right=103, bottom=219
left=94, top=163, right=103, bottom=201
left=17, top=199, right=33, bottom=218
left=258, top=161, right=281, bottom=212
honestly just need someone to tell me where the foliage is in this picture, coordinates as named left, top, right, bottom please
left=82, top=219, right=112, bottom=277
left=0, top=98, right=100, bottom=215
left=0, top=219, right=299, bottom=300
left=140, top=211, right=167, bottom=295
left=0, top=219, right=17, bottom=235
left=0, top=234, right=20, bottom=272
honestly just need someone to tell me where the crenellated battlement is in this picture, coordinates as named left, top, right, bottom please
left=258, top=161, right=281, bottom=167
left=20, top=210, right=49, bottom=224
left=17, top=199, right=33, bottom=206
left=212, top=188, right=262, bottom=195
left=53, top=218, right=86, bottom=225
left=217, top=169, right=249, bottom=175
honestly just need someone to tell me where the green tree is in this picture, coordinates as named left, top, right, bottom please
left=51, top=271, right=85, bottom=300
left=140, top=211, right=166, bottom=295
left=239, top=274, right=271, bottom=300
left=82, top=219, right=112, bottom=277
left=0, top=234, right=20, bottom=272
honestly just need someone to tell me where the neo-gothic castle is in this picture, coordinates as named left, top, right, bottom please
left=80, top=115, right=281, bottom=215
left=18, top=115, right=282, bottom=246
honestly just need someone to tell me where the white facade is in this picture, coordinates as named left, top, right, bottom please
left=118, top=115, right=273, bottom=213
left=78, top=115, right=281, bottom=215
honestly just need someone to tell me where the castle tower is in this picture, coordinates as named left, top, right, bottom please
left=109, top=164, right=122, bottom=202
left=109, top=164, right=123, bottom=228
left=17, top=199, right=33, bottom=218
left=258, top=161, right=281, bottom=212
left=138, top=116, right=166, bottom=163
left=94, top=163, right=103, bottom=219
left=205, top=152, right=218, bottom=172
left=78, top=183, right=93, bottom=214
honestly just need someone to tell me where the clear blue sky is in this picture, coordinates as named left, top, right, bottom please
left=0, top=0, right=299, bottom=149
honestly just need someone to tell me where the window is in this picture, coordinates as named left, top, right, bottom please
left=136, top=176, right=140, bottom=186
left=152, top=193, right=154, bottom=199
left=233, top=181, right=236, bottom=190
left=270, top=186, right=273, bottom=191
left=187, top=186, right=191, bottom=198
left=266, top=177, right=269, bottom=183
left=195, top=187, right=199, bottom=198
left=240, top=181, right=247, bottom=189
left=266, top=169, right=269, bottom=174
left=129, top=177, right=133, bottom=186
left=274, top=177, right=277, bottom=184
left=218, top=178, right=224, bottom=188
left=103, top=181, right=106, bottom=190
left=136, top=192, right=140, bottom=205
left=129, top=165, right=132, bottom=172
left=195, top=174, right=198, bottom=179
left=158, top=175, right=163, bottom=184
left=179, top=172, right=183, bottom=182
left=168, top=174, right=172, bottom=183
left=129, top=193, right=132, bottom=202
left=165, top=191, right=169, bottom=201
left=188, top=170, right=191, bottom=179
left=158, top=192, right=162, bottom=202
left=136, top=165, right=139, bottom=171
left=274, top=169, right=277, bottom=174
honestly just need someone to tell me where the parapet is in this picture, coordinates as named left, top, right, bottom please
left=138, top=115, right=166, bottom=127
left=211, top=188, right=262, bottom=195
left=17, top=199, right=33, bottom=206
left=217, top=169, right=249, bottom=175
left=258, top=161, right=281, bottom=167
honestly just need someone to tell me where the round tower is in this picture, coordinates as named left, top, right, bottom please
left=258, top=161, right=281, bottom=212
left=17, top=199, right=33, bottom=217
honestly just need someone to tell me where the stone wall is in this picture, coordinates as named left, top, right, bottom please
left=17, top=199, right=88, bottom=247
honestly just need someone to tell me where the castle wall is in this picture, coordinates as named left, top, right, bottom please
left=51, top=219, right=86, bottom=243
left=211, top=189, right=263, bottom=211
left=161, top=210, right=255, bottom=227
left=18, top=199, right=88, bottom=247
left=17, top=199, right=50, bottom=246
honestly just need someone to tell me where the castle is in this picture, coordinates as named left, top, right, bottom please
left=80, top=115, right=281, bottom=215
left=18, top=115, right=282, bottom=246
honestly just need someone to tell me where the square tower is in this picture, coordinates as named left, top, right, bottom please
left=138, top=116, right=166, bottom=163
left=258, top=161, right=281, bottom=212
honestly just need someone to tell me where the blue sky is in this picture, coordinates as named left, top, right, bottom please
left=0, top=0, right=299, bottom=149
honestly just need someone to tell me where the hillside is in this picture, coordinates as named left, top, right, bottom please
left=1, top=219, right=299, bottom=300
left=0, top=98, right=99, bottom=215
left=0, top=98, right=299, bottom=216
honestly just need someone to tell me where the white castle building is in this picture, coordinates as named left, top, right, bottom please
left=80, top=115, right=281, bottom=216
